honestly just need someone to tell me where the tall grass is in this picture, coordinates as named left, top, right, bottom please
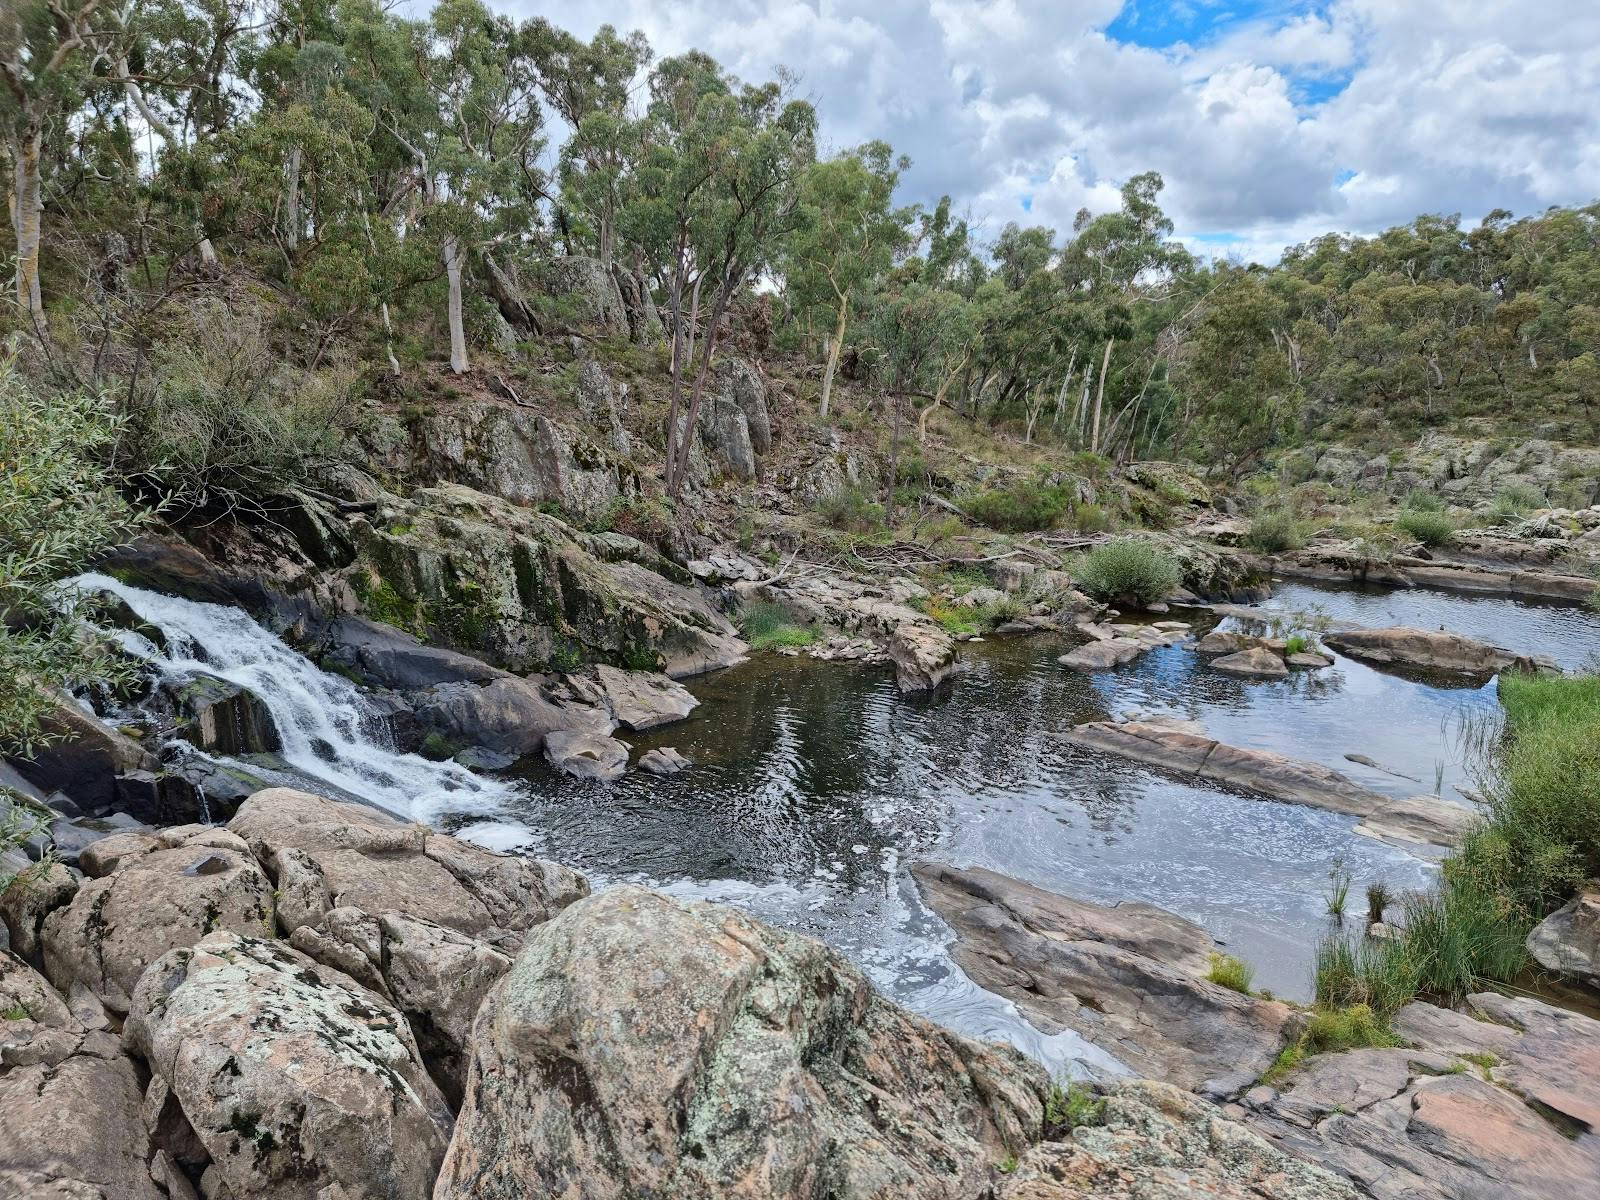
left=1395, top=508, right=1456, bottom=547
left=1207, top=952, right=1255, bottom=994
left=1314, top=672, right=1600, bottom=1012
left=740, top=601, right=817, bottom=651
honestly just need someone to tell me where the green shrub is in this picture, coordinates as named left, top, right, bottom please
left=740, top=601, right=818, bottom=651
left=960, top=478, right=1074, bottom=532
left=1394, top=509, right=1455, bottom=546
left=1074, top=539, right=1183, bottom=606
left=1043, top=1081, right=1105, bottom=1138
left=815, top=486, right=886, bottom=533
left=1071, top=503, right=1111, bottom=533
left=1206, top=952, right=1255, bottom=994
left=1244, top=510, right=1308, bottom=553
left=1284, top=633, right=1312, bottom=656
left=1402, top=489, right=1444, bottom=512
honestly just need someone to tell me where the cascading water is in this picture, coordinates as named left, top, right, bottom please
left=72, top=572, right=520, bottom=824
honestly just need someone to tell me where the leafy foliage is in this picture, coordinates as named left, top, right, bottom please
left=1244, top=510, right=1308, bottom=553
left=1394, top=509, right=1455, bottom=546
left=0, top=362, right=144, bottom=756
left=1073, top=539, right=1182, bottom=605
left=960, top=479, right=1076, bottom=532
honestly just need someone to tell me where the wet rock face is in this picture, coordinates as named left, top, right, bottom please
left=10, top=693, right=150, bottom=812
left=169, top=672, right=281, bottom=756
left=41, top=826, right=274, bottom=1014
left=1242, top=992, right=1600, bottom=1200
left=126, top=932, right=454, bottom=1200
left=349, top=483, right=747, bottom=677
left=914, top=864, right=1299, bottom=1091
left=436, top=886, right=1049, bottom=1200
left=228, top=787, right=587, bottom=943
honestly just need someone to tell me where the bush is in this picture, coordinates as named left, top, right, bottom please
left=815, top=486, right=886, bottom=533
left=1402, top=489, right=1444, bottom=512
left=1244, top=510, right=1308, bottom=553
left=960, top=478, right=1074, bottom=533
left=740, top=601, right=817, bottom=651
left=1074, top=539, right=1183, bottom=606
left=120, top=298, right=361, bottom=515
left=1207, top=952, right=1255, bottom=994
left=1394, top=509, right=1455, bottom=547
left=0, top=363, right=145, bottom=757
left=1042, top=1081, right=1104, bottom=1138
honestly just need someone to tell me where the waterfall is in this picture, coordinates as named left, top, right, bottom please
left=72, top=573, right=523, bottom=824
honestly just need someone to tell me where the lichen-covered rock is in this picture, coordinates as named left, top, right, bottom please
left=0, top=860, right=78, bottom=967
left=534, top=255, right=629, bottom=335
left=1526, top=884, right=1600, bottom=991
left=349, top=483, right=747, bottom=677
left=1001, top=1080, right=1357, bottom=1200
left=0, top=950, right=162, bottom=1200
left=434, top=886, right=1048, bottom=1199
left=410, top=401, right=622, bottom=528
left=715, top=357, right=771, bottom=455
left=166, top=672, right=280, bottom=756
left=41, top=826, right=273, bottom=1014
left=125, top=932, right=454, bottom=1200
left=229, top=787, right=586, bottom=943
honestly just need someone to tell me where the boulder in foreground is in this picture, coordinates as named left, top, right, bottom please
left=436, top=885, right=1048, bottom=1199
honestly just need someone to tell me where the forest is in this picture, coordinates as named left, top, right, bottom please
left=4, top=0, right=1600, bottom=511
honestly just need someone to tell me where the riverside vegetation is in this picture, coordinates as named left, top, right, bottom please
left=5, top=2, right=1600, bottom=1198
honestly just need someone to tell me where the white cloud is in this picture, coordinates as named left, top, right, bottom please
left=490, top=0, right=1600, bottom=262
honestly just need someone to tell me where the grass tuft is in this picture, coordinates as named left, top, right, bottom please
left=1206, top=951, right=1255, bottom=994
left=740, top=601, right=819, bottom=651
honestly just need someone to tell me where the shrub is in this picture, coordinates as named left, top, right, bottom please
left=1244, top=510, right=1308, bottom=553
left=815, top=486, right=886, bottom=533
left=0, top=363, right=145, bottom=757
left=1366, top=882, right=1391, bottom=924
left=1207, top=952, right=1255, bottom=994
left=120, top=298, right=361, bottom=515
left=1402, top=489, right=1444, bottom=512
left=1394, top=509, right=1455, bottom=547
left=1074, top=539, right=1183, bottom=606
left=740, top=601, right=817, bottom=651
left=1071, top=503, right=1112, bottom=533
left=1043, top=1081, right=1105, bottom=1138
left=960, top=478, right=1074, bottom=533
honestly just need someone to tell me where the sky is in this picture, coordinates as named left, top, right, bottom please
left=490, top=0, right=1600, bottom=264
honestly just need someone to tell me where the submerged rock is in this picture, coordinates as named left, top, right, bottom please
left=914, top=864, right=1298, bottom=1090
left=435, top=885, right=1048, bottom=1199
left=637, top=746, right=691, bottom=775
left=126, top=932, right=454, bottom=1200
left=1324, top=626, right=1558, bottom=678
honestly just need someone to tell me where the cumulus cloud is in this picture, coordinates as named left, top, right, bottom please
left=489, top=0, right=1600, bottom=261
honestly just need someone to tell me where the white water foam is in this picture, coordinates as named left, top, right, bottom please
left=72, top=573, right=519, bottom=824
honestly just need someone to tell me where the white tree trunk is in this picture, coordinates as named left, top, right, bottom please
left=283, top=144, right=302, bottom=252
left=9, top=127, right=46, bottom=334
left=1090, top=337, right=1114, bottom=455
left=443, top=236, right=469, bottom=374
left=820, top=294, right=849, bottom=419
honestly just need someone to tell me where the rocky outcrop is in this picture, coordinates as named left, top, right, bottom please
left=415, top=674, right=611, bottom=760
left=695, top=358, right=772, bottom=480
left=168, top=673, right=280, bottom=756
left=435, top=885, right=1048, bottom=1199
left=8, top=692, right=151, bottom=811
left=126, top=931, right=455, bottom=1200
left=914, top=864, right=1298, bottom=1091
left=1304, top=433, right=1600, bottom=510
left=1323, top=626, right=1557, bottom=679
left=561, top=662, right=700, bottom=730
left=409, top=400, right=622, bottom=528
left=1001, top=1079, right=1356, bottom=1200
left=0, top=951, right=164, bottom=1200
left=350, top=483, right=747, bottom=677
left=534, top=255, right=629, bottom=335
left=1241, top=992, right=1600, bottom=1200
left=1526, top=884, right=1600, bottom=990
left=1058, top=621, right=1188, bottom=672
left=1064, top=721, right=1472, bottom=848
left=228, top=787, right=587, bottom=943
left=1212, top=645, right=1290, bottom=679
left=41, top=825, right=274, bottom=1013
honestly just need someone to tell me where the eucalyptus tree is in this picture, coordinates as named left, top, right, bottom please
left=786, top=141, right=911, bottom=418
left=0, top=0, right=101, bottom=333
left=529, top=20, right=650, bottom=271
left=625, top=53, right=814, bottom=495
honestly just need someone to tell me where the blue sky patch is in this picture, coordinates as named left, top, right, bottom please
left=1106, top=0, right=1290, bottom=50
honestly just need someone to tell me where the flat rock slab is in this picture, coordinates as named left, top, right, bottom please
left=543, top=729, right=629, bottom=781
left=913, top=863, right=1298, bottom=1090
left=1324, top=625, right=1558, bottom=678
left=1212, top=646, right=1289, bottom=679
left=1065, top=721, right=1470, bottom=848
left=1243, top=992, right=1600, bottom=1200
